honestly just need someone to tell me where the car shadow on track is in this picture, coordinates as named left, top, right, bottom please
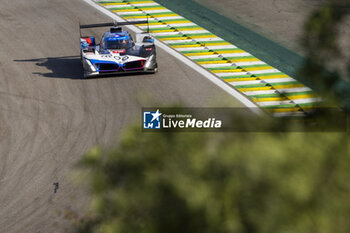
left=14, top=56, right=84, bottom=79
left=14, top=56, right=155, bottom=80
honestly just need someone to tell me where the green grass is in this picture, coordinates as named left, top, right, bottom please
left=154, top=0, right=304, bottom=79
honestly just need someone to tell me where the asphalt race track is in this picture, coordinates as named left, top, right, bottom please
left=0, top=0, right=242, bottom=232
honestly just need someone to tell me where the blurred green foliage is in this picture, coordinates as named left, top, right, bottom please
left=298, top=3, right=350, bottom=110
left=73, top=128, right=350, bottom=233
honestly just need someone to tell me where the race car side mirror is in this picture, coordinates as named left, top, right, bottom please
left=143, top=36, right=154, bottom=43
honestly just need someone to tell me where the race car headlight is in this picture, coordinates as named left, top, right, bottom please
left=145, top=54, right=154, bottom=68
left=86, top=59, right=97, bottom=72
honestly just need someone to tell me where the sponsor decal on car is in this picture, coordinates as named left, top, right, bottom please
left=111, top=49, right=126, bottom=54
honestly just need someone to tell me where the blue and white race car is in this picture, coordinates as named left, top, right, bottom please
left=80, top=21, right=157, bottom=78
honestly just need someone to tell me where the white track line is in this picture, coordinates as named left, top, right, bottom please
left=218, top=72, right=249, bottom=77
left=139, top=23, right=197, bottom=28
left=229, top=78, right=296, bottom=86
left=258, top=77, right=295, bottom=83
left=275, top=87, right=312, bottom=93
left=293, top=98, right=322, bottom=104
left=203, top=61, right=265, bottom=68
left=152, top=30, right=210, bottom=36
left=83, top=0, right=261, bottom=112
left=125, top=17, right=181, bottom=21
left=229, top=80, right=266, bottom=86
left=165, top=38, right=226, bottom=44
left=175, top=45, right=236, bottom=51
left=105, top=3, right=161, bottom=8
left=257, top=98, right=321, bottom=107
left=127, top=16, right=184, bottom=20
left=203, top=63, right=237, bottom=68
left=257, top=100, right=294, bottom=107
left=189, top=53, right=251, bottom=59
left=244, top=90, right=280, bottom=96
left=117, top=10, right=172, bottom=15
left=244, top=87, right=312, bottom=96
left=248, top=69, right=280, bottom=75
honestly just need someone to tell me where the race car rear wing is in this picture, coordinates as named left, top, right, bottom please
left=79, top=18, right=150, bottom=38
left=79, top=20, right=148, bottom=29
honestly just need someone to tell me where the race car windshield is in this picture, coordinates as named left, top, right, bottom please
left=104, top=39, right=133, bottom=49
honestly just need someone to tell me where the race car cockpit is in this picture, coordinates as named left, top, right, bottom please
left=101, top=30, right=134, bottom=50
